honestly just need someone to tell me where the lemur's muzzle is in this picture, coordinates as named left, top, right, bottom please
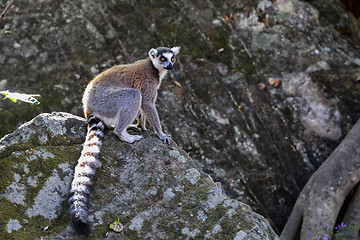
left=164, top=63, right=173, bottom=70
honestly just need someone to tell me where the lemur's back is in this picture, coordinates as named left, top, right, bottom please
left=83, top=58, right=159, bottom=119
left=89, top=59, right=158, bottom=90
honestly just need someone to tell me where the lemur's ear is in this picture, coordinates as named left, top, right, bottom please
left=171, top=46, right=181, bottom=55
left=148, top=48, right=158, bottom=58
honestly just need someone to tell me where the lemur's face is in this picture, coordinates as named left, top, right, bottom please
left=149, top=46, right=180, bottom=71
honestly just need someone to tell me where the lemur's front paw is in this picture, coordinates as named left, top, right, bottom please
left=158, top=134, right=171, bottom=144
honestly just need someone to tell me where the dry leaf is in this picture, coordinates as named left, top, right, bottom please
left=258, top=83, right=266, bottom=90
left=224, top=13, right=233, bottom=23
left=268, top=77, right=275, bottom=85
left=273, top=79, right=281, bottom=87
left=268, top=77, right=281, bottom=87
left=174, top=80, right=181, bottom=87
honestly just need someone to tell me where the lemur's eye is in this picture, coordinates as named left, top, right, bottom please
left=160, top=57, right=166, bottom=62
left=171, top=57, right=174, bottom=62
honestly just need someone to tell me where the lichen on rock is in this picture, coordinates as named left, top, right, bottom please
left=6, top=219, right=22, bottom=233
left=0, top=112, right=278, bottom=239
left=282, top=73, right=342, bottom=140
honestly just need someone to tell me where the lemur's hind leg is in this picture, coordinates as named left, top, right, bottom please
left=89, top=88, right=143, bottom=143
left=127, top=111, right=144, bottom=131
left=127, top=109, right=148, bottom=132
left=113, top=89, right=143, bottom=143
left=138, top=109, right=148, bottom=131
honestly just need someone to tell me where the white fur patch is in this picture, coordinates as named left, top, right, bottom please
left=159, top=69, right=168, bottom=82
left=80, top=155, right=97, bottom=164
left=171, top=46, right=181, bottom=55
left=82, top=144, right=100, bottom=154
left=148, top=48, right=158, bottom=58
left=74, top=165, right=95, bottom=176
left=82, top=83, right=93, bottom=115
left=150, top=58, right=168, bottom=81
left=72, top=176, right=91, bottom=185
left=101, top=115, right=118, bottom=128
left=151, top=58, right=162, bottom=70
left=87, top=136, right=101, bottom=145
left=163, top=52, right=174, bottom=61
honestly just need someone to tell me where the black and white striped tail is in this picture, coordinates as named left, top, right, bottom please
left=68, top=114, right=105, bottom=235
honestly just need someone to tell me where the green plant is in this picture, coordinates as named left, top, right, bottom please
left=315, top=222, right=359, bottom=240
left=1, top=90, right=40, bottom=105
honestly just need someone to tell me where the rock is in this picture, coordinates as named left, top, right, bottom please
left=307, top=0, right=360, bottom=42
left=1, top=0, right=360, bottom=234
left=281, top=73, right=342, bottom=140
left=0, top=112, right=278, bottom=239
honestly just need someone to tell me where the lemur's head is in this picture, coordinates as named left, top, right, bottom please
left=149, top=46, right=180, bottom=71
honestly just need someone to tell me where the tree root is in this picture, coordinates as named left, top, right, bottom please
left=342, top=184, right=360, bottom=239
left=281, top=118, right=360, bottom=240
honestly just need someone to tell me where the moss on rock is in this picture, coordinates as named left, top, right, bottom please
left=0, top=112, right=278, bottom=239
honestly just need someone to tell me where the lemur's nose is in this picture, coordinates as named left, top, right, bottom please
left=164, top=63, right=173, bottom=70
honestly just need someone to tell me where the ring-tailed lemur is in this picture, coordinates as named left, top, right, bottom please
left=68, top=46, right=180, bottom=235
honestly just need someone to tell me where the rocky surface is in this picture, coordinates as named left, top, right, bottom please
left=0, top=112, right=278, bottom=239
left=0, top=0, right=360, bottom=233
left=306, top=0, right=360, bottom=42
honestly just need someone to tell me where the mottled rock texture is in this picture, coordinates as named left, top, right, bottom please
left=0, top=112, right=278, bottom=239
left=0, top=0, right=360, bottom=233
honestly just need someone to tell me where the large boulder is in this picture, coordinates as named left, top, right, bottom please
left=0, top=112, right=278, bottom=239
